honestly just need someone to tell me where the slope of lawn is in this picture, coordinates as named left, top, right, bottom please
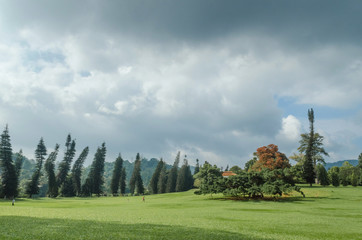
left=0, top=186, right=361, bottom=240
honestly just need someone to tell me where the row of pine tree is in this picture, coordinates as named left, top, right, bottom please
left=0, top=125, right=196, bottom=199
left=147, top=151, right=196, bottom=195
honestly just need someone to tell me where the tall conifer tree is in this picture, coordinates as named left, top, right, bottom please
left=176, top=158, right=193, bottom=192
left=166, top=151, right=180, bottom=193
left=303, top=108, right=316, bottom=186
left=82, top=143, right=106, bottom=196
left=120, top=167, right=126, bottom=195
left=57, top=134, right=76, bottom=191
left=44, top=144, right=60, bottom=197
left=14, top=150, right=24, bottom=180
left=157, top=165, right=168, bottom=194
left=194, top=159, right=200, bottom=175
left=92, top=143, right=106, bottom=196
left=60, top=175, right=75, bottom=197
left=129, top=153, right=144, bottom=194
left=149, top=159, right=164, bottom=194
left=13, top=149, right=24, bottom=194
left=71, top=147, right=89, bottom=196
left=110, top=154, right=123, bottom=196
left=26, top=138, right=47, bottom=197
left=0, top=125, right=17, bottom=198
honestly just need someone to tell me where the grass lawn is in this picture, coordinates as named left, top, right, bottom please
left=0, top=186, right=361, bottom=240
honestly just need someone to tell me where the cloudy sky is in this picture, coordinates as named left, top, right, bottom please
left=0, top=0, right=361, bottom=167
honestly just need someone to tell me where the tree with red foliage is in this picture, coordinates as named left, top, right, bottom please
left=251, top=144, right=291, bottom=171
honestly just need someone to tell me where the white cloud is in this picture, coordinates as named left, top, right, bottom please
left=118, top=66, right=132, bottom=75
left=277, top=115, right=302, bottom=142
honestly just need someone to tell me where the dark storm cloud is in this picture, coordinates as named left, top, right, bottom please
left=89, top=0, right=361, bottom=46
left=3, top=0, right=362, bottom=46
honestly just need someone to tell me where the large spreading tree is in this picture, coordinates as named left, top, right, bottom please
left=198, top=162, right=223, bottom=196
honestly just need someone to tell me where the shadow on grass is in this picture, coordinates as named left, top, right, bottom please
left=203, top=196, right=309, bottom=203
left=299, top=185, right=325, bottom=189
left=0, top=216, right=269, bottom=240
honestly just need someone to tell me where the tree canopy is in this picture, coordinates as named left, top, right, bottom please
left=251, top=144, right=290, bottom=171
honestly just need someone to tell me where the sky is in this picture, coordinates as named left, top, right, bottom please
left=0, top=0, right=361, bottom=167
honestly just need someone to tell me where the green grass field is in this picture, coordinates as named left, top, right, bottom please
left=1, top=186, right=361, bottom=240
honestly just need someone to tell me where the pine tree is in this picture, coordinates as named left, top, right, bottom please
left=110, top=154, right=123, bottom=196
left=57, top=134, right=76, bottom=192
left=44, top=144, right=60, bottom=197
left=14, top=150, right=24, bottom=179
left=81, top=177, right=92, bottom=196
left=26, top=138, right=47, bottom=198
left=0, top=125, right=18, bottom=198
left=60, top=175, right=75, bottom=197
left=129, top=153, right=144, bottom=195
left=194, top=159, right=200, bottom=175
left=176, top=158, right=193, bottom=192
left=136, top=165, right=144, bottom=195
left=303, top=109, right=316, bottom=186
left=120, top=167, right=126, bottom=195
left=71, top=147, right=89, bottom=196
left=129, top=154, right=137, bottom=194
left=149, top=159, right=164, bottom=194
left=14, top=150, right=24, bottom=193
left=186, top=163, right=193, bottom=190
left=89, top=143, right=106, bottom=196
left=157, top=165, right=168, bottom=194
left=166, top=151, right=180, bottom=193
left=83, top=143, right=106, bottom=196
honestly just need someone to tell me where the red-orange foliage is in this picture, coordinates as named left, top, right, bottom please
left=251, top=144, right=291, bottom=171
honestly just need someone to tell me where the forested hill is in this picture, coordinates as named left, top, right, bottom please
left=325, top=160, right=358, bottom=170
